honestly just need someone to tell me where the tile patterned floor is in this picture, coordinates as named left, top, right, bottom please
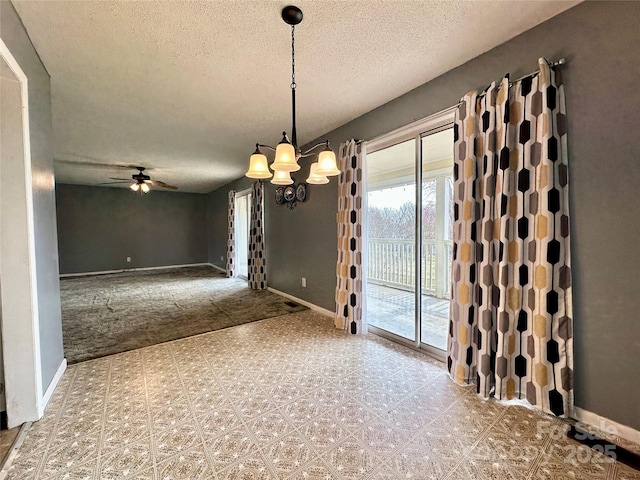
left=4, top=310, right=639, bottom=479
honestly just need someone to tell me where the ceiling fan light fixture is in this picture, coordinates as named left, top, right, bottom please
left=245, top=145, right=273, bottom=179
left=130, top=183, right=140, bottom=192
left=140, top=182, right=150, bottom=193
left=306, top=162, right=329, bottom=185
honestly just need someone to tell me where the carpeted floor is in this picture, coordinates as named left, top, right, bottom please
left=60, top=266, right=307, bottom=364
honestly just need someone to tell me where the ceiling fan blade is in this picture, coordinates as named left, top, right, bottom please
left=108, top=177, right=131, bottom=181
left=56, top=159, right=141, bottom=170
left=98, top=181, right=130, bottom=185
left=148, top=180, right=178, bottom=190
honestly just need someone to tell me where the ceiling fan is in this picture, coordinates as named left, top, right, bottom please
left=101, top=167, right=178, bottom=193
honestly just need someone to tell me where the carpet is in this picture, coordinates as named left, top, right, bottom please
left=60, top=266, right=307, bottom=363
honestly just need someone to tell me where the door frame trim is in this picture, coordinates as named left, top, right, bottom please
left=0, top=38, right=45, bottom=427
left=363, top=106, right=455, bottom=355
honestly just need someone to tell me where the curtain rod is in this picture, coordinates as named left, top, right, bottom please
left=510, top=57, right=566, bottom=87
left=460, top=57, right=567, bottom=104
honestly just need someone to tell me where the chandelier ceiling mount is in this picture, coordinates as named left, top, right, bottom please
left=245, top=5, right=340, bottom=185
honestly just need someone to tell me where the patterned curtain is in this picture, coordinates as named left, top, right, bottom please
left=248, top=181, right=266, bottom=289
left=335, top=140, right=365, bottom=334
left=225, top=190, right=235, bottom=278
left=448, top=58, right=573, bottom=417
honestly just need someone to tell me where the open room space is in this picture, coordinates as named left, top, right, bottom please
left=1, top=1, right=639, bottom=478
left=60, top=266, right=306, bottom=364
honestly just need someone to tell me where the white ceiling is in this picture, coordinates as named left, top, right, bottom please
left=11, top=0, right=579, bottom=194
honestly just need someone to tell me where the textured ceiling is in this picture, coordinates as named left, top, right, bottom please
left=12, top=0, right=579, bottom=194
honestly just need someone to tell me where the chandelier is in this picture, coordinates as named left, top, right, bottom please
left=245, top=5, right=340, bottom=185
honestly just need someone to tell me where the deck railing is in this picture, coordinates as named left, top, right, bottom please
left=368, top=238, right=452, bottom=298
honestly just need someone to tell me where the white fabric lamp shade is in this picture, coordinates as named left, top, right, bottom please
left=315, top=149, right=340, bottom=176
left=271, top=169, right=294, bottom=185
left=245, top=152, right=272, bottom=179
left=271, top=142, right=300, bottom=172
left=306, top=162, right=329, bottom=184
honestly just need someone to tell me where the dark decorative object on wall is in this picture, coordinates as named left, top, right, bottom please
left=275, top=182, right=307, bottom=210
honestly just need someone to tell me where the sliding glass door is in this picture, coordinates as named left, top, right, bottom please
left=366, top=139, right=416, bottom=341
left=420, top=129, right=454, bottom=351
left=365, top=111, right=454, bottom=355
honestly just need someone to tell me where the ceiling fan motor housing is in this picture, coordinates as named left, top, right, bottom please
left=132, top=167, right=150, bottom=182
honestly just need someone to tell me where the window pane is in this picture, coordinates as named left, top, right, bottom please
left=420, top=128, right=453, bottom=351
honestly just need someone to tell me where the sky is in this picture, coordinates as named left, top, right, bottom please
left=368, top=184, right=439, bottom=209
left=368, top=185, right=415, bottom=209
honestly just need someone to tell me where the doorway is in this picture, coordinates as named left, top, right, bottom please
left=365, top=109, right=454, bottom=358
left=234, top=188, right=252, bottom=280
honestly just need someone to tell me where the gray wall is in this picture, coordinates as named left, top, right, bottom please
left=56, top=184, right=208, bottom=274
left=1, top=0, right=64, bottom=393
left=210, top=2, right=640, bottom=430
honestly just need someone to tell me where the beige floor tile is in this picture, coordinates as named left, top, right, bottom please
left=2, top=310, right=636, bottom=480
left=99, top=442, right=153, bottom=478
left=265, top=431, right=314, bottom=478
left=321, top=437, right=379, bottom=479
left=217, top=448, right=277, bottom=479
left=154, top=445, right=214, bottom=479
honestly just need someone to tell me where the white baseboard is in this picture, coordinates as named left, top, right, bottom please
left=267, top=287, right=334, bottom=318
left=39, top=358, right=66, bottom=416
left=60, top=262, right=212, bottom=278
left=208, top=263, right=226, bottom=273
left=573, top=406, right=640, bottom=445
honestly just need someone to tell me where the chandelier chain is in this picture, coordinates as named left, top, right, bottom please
left=244, top=6, right=340, bottom=183
left=290, top=25, right=296, bottom=90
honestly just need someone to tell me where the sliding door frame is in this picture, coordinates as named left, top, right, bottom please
left=234, top=187, right=252, bottom=280
left=364, top=107, right=455, bottom=361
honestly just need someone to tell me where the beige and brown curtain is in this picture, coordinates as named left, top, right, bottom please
left=448, top=58, right=573, bottom=417
left=225, top=190, right=235, bottom=278
left=248, top=181, right=266, bottom=290
left=335, top=140, right=365, bottom=334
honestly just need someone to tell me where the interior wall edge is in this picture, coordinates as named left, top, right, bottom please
left=39, top=358, right=65, bottom=416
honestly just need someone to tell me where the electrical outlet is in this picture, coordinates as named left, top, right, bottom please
left=301, top=277, right=306, bottom=288
left=126, top=257, right=131, bottom=263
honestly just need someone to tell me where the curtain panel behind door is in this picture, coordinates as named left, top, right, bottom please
left=335, top=140, right=365, bottom=334
left=248, top=181, right=266, bottom=290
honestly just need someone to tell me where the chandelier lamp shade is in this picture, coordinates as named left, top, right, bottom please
left=244, top=5, right=340, bottom=185
left=306, top=162, right=329, bottom=184
left=271, top=169, right=294, bottom=185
